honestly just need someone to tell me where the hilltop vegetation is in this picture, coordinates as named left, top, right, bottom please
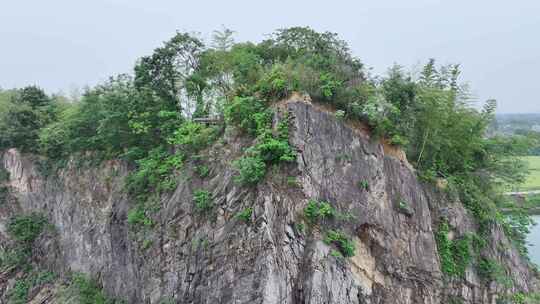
left=0, top=27, right=535, bottom=280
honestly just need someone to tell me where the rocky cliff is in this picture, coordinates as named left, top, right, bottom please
left=0, top=99, right=538, bottom=303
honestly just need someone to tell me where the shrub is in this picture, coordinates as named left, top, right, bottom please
left=276, top=113, right=290, bottom=140
left=389, top=134, right=408, bottom=146
left=324, top=230, right=355, bottom=257
left=224, top=96, right=269, bottom=135
left=478, top=258, right=508, bottom=284
left=142, top=239, right=153, bottom=250
left=236, top=207, right=253, bottom=223
left=0, top=186, right=8, bottom=205
left=195, top=165, right=210, bottom=178
left=227, top=98, right=295, bottom=186
left=452, top=237, right=472, bottom=278
left=125, top=147, right=183, bottom=196
left=510, top=292, right=526, bottom=304
left=232, top=115, right=294, bottom=185
left=435, top=220, right=473, bottom=278
left=193, top=190, right=213, bottom=212
left=286, top=176, right=299, bottom=187
left=255, top=134, right=295, bottom=163
left=334, top=110, right=346, bottom=120
left=8, top=271, right=57, bottom=304
left=232, top=128, right=294, bottom=185
left=33, top=271, right=56, bottom=286
left=0, top=86, right=56, bottom=153
left=295, top=222, right=305, bottom=234
left=233, top=155, right=266, bottom=185
left=256, top=64, right=290, bottom=100
left=127, top=205, right=153, bottom=227
left=304, top=200, right=335, bottom=224
left=0, top=167, right=9, bottom=182
left=448, top=296, right=464, bottom=304
left=0, top=247, right=29, bottom=269
left=357, top=180, right=369, bottom=191
left=7, top=214, right=47, bottom=245
left=329, top=249, right=343, bottom=259
left=397, top=199, right=413, bottom=216
left=167, top=122, right=217, bottom=154
left=8, top=278, right=30, bottom=304
left=436, top=220, right=455, bottom=276
left=125, top=120, right=219, bottom=229
left=70, top=273, right=121, bottom=304
left=319, top=72, right=342, bottom=100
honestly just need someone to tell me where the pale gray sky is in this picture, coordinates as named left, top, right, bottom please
left=1, top=0, right=539, bottom=113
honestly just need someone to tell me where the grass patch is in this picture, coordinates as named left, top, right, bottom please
left=519, top=156, right=540, bottom=191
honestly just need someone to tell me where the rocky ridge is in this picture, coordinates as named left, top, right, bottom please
left=0, top=98, right=537, bottom=303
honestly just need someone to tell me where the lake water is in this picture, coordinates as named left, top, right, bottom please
left=527, top=215, right=540, bottom=265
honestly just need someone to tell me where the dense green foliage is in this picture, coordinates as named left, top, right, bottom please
left=0, top=29, right=527, bottom=192
left=233, top=155, right=267, bottom=185
left=435, top=220, right=457, bottom=276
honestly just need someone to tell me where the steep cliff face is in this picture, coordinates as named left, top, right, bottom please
left=1, top=99, right=538, bottom=303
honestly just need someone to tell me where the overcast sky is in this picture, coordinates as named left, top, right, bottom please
left=1, top=0, right=539, bottom=113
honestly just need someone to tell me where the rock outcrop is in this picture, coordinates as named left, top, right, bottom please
left=1, top=99, right=538, bottom=303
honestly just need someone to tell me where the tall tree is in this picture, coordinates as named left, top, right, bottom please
left=12, top=85, right=50, bottom=108
left=211, top=27, right=235, bottom=51
left=134, top=32, right=205, bottom=115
